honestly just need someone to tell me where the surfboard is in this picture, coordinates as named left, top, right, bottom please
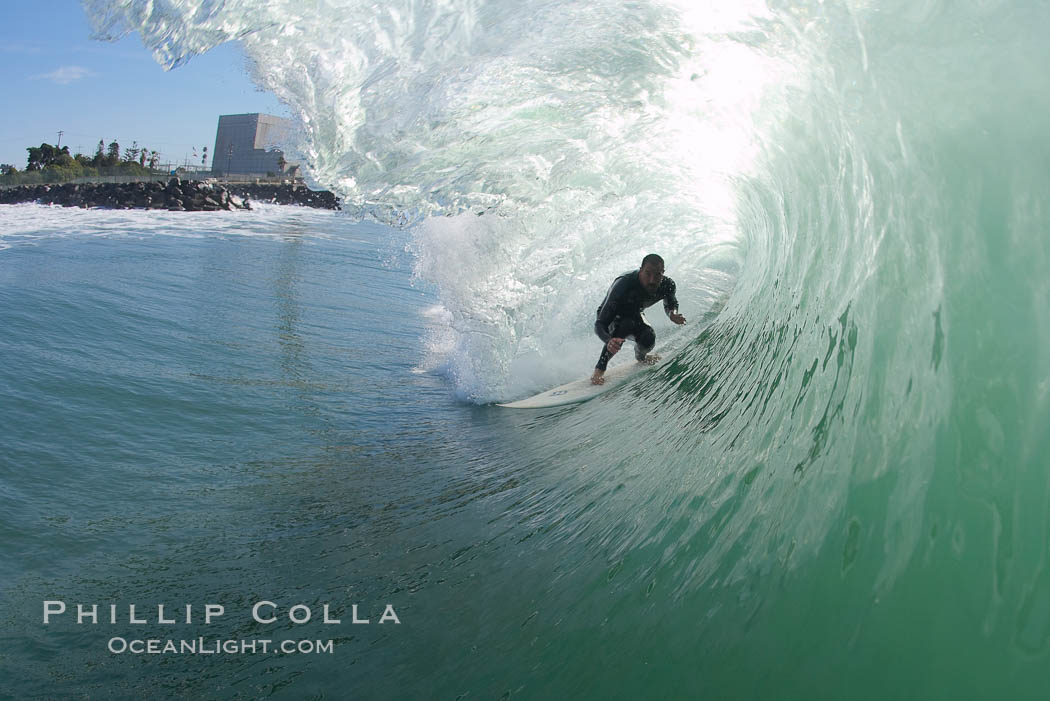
left=497, top=356, right=662, bottom=409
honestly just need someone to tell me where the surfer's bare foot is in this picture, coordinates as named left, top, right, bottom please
left=591, top=370, right=606, bottom=385
left=638, top=354, right=661, bottom=365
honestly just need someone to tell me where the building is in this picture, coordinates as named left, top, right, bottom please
left=211, top=113, right=295, bottom=177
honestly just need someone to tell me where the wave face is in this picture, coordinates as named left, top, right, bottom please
left=86, top=0, right=1050, bottom=694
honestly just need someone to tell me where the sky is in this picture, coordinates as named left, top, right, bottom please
left=0, top=1, right=288, bottom=170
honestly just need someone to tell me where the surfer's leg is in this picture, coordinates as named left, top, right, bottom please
left=634, top=326, right=655, bottom=360
left=620, top=318, right=655, bottom=362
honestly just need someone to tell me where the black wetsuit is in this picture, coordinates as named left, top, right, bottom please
left=594, top=271, right=679, bottom=371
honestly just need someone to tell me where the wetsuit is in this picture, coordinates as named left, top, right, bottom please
left=594, top=271, right=679, bottom=371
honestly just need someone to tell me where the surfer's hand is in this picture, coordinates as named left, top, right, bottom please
left=670, top=312, right=686, bottom=325
left=606, top=337, right=624, bottom=354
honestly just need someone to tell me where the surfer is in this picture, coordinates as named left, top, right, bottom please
left=591, top=254, right=686, bottom=385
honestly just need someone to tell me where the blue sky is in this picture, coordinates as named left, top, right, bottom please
left=0, top=1, right=287, bottom=169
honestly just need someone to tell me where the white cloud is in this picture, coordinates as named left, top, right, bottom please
left=32, top=65, right=96, bottom=85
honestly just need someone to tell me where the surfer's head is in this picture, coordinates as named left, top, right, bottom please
left=639, top=254, right=665, bottom=293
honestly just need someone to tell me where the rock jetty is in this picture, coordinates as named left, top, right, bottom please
left=225, top=184, right=340, bottom=210
left=0, top=179, right=341, bottom=211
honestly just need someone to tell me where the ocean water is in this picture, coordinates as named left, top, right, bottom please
left=3, top=0, right=1050, bottom=697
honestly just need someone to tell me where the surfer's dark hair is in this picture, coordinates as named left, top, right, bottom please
left=641, top=253, right=664, bottom=269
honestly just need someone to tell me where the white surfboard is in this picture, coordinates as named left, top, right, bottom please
left=497, top=356, right=663, bottom=409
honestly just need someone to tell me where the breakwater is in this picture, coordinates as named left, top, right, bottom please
left=0, top=180, right=340, bottom=211
left=224, top=183, right=340, bottom=209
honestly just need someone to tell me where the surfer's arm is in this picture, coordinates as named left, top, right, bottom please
left=594, top=319, right=614, bottom=343
left=594, top=276, right=630, bottom=340
left=594, top=320, right=625, bottom=355
left=662, top=279, right=684, bottom=323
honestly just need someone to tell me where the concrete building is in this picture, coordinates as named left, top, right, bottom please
left=211, top=113, right=295, bottom=177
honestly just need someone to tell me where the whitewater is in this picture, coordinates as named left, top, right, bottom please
left=3, top=0, right=1049, bottom=697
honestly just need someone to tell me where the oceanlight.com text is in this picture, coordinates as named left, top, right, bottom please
left=107, top=637, right=335, bottom=655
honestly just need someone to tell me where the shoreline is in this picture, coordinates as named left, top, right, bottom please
left=0, top=179, right=340, bottom=211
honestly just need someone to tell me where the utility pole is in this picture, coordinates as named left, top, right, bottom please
left=57, top=131, right=64, bottom=148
